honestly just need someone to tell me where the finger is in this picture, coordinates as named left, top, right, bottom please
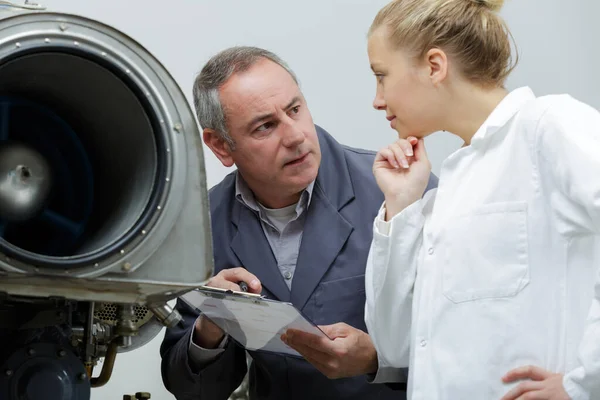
left=502, top=366, right=551, bottom=383
left=285, top=329, right=337, bottom=356
left=407, top=136, right=419, bottom=146
left=500, top=381, right=545, bottom=400
left=413, top=139, right=429, bottom=163
left=515, top=393, right=545, bottom=400
left=318, top=323, right=350, bottom=339
left=217, top=268, right=262, bottom=293
left=395, top=139, right=414, bottom=157
left=388, top=142, right=409, bottom=169
left=283, top=336, right=334, bottom=366
left=205, top=278, right=241, bottom=292
left=375, top=147, right=400, bottom=169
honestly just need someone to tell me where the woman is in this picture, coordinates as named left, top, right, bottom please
left=364, top=0, right=600, bottom=399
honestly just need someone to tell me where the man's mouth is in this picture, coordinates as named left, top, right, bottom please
left=285, top=152, right=309, bottom=166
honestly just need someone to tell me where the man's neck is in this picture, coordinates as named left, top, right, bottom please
left=254, top=191, right=301, bottom=209
left=236, top=172, right=305, bottom=209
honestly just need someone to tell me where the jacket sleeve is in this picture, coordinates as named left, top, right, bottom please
left=159, top=298, right=248, bottom=400
left=535, top=98, right=600, bottom=400
left=364, top=192, right=432, bottom=369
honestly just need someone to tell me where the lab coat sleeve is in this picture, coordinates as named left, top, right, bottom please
left=535, top=97, right=600, bottom=399
left=364, top=196, right=428, bottom=369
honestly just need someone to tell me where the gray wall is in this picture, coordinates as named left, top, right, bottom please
left=24, top=0, right=598, bottom=399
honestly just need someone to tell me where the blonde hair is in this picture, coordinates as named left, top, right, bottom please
left=370, top=0, right=517, bottom=86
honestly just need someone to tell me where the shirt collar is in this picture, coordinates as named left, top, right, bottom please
left=470, top=86, right=536, bottom=147
left=235, top=172, right=315, bottom=216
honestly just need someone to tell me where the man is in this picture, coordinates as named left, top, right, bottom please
left=159, top=46, right=437, bottom=400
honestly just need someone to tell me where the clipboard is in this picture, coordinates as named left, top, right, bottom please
left=180, top=286, right=331, bottom=358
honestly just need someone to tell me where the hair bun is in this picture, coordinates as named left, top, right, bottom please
left=473, top=0, right=504, bottom=12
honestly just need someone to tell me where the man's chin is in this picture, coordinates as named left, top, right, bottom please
left=287, top=169, right=318, bottom=190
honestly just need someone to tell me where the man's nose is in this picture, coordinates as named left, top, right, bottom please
left=281, top=123, right=305, bottom=148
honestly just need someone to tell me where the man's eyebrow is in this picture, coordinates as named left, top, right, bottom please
left=247, top=112, right=275, bottom=131
left=284, top=96, right=302, bottom=111
left=245, top=96, right=302, bottom=131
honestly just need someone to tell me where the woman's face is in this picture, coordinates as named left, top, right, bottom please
left=368, top=27, right=444, bottom=139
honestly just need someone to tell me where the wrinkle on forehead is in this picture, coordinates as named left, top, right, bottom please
left=219, top=61, right=301, bottom=129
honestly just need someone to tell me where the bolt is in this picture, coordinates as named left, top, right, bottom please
left=57, top=349, right=66, bottom=358
left=27, top=348, right=35, bottom=356
left=173, top=123, right=182, bottom=132
left=59, top=23, right=67, bottom=31
left=135, top=392, right=151, bottom=399
left=122, top=262, right=132, bottom=272
left=5, top=369, right=12, bottom=377
left=78, top=373, right=87, bottom=381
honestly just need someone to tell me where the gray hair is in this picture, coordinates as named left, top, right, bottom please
left=192, top=46, right=299, bottom=148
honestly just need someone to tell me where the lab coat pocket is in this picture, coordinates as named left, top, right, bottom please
left=442, top=201, right=529, bottom=303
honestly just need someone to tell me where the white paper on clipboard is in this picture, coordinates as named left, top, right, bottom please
left=180, top=287, right=330, bottom=357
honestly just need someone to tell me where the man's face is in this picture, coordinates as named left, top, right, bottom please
left=216, top=59, right=321, bottom=207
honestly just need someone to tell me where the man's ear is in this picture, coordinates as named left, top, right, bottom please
left=203, top=128, right=234, bottom=167
left=424, top=48, right=448, bottom=86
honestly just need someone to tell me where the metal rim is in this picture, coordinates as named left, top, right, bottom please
left=0, top=47, right=169, bottom=269
left=0, top=12, right=190, bottom=277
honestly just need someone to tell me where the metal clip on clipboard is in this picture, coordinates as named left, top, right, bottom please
left=192, top=285, right=267, bottom=305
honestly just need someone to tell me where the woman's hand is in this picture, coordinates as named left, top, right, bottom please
left=373, top=136, right=432, bottom=220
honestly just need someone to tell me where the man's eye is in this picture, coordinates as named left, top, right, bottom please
left=256, top=122, right=274, bottom=132
left=291, top=106, right=300, bottom=114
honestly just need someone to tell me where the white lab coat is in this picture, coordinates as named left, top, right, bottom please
left=365, top=87, right=600, bottom=400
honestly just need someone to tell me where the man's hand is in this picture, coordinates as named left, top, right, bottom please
left=500, top=365, right=570, bottom=400
left=193, top=267, right=262, bottom=349
left=281, top=322, right=378, bottom=379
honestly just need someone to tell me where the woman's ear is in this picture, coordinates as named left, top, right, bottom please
left=425, top=48, right=448, bottom=86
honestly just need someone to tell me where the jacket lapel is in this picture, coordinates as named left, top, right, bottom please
left=289, top=126, right=356, bottom=310
left=230, top=201, right=291, bottom=302
left=290, top=184, right=353, bottom=310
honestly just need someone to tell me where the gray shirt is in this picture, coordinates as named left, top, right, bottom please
left=189, top=173, right=315, bottom=364
left=235, top=173, right=314, bottom=290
